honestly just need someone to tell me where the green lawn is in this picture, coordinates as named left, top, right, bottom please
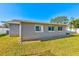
left=0, top=34, right=79, bottom=56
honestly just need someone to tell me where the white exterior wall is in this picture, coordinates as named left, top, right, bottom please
left=21, top=23, right=67, bottom=41
left=9, top=24, right=20, bottom=36
left=76, top=29, right=79, bottom=33
left=0, top=28, right=9, bottom=34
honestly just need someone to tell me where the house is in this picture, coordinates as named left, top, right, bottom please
left=8, top=20, right=69, bottom=41
left=0, top=25, right=9, bottom=34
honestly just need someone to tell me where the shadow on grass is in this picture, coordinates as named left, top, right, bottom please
left=69, top=34, right=79, bottom=37
left=0, top=34, right=7, bottom=37
left=41, top=34, right=79, bottom=42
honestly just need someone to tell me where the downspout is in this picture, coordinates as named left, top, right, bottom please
left=19, top=22, right=22, bottom=43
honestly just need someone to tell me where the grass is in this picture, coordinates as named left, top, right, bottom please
left=0, top=34, right=7, bottom=37
left=0, top=34, right=79, bottom=56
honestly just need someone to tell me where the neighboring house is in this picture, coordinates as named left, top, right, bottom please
left=67, top=28, right=79, bottom=34
left=8, top=20, right=69, bottom=41
left=67, top=25, right=79, bottom=34
left=76, top=29, right=79, bottom=33
left=0, top=25, right=9, bottom=34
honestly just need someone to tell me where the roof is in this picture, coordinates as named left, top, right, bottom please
left=7, top=19, right=67, bottom=26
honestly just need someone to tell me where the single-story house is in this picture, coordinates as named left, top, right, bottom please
left=0, top=25, right=9, bottom=34
left=8, top=20, right=69, bottom=41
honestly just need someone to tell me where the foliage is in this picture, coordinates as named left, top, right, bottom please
left=50, top=16, right=69, bottom=24
left=0, top=34, right=79, bottom=56
left=69, top=19, right=79, bottom=28
left=3, top=23, right=9, bottom=28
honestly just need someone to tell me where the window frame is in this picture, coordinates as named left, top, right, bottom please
left=48, top=26, right=55, bottom=32
left=34, top=25, right=43, bottom=32
left=58, top=27, right=63, bottom=31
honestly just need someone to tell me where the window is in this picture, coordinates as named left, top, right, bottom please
left=58, top=27, right=63, bottom=31
left=35, top=25, right=43, bottom=32
left=48, top=26, right=54, bottom=31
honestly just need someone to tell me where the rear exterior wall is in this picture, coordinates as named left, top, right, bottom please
left=21, top=23, right=67, bottom=41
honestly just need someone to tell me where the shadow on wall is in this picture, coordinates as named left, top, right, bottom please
left=22, top=33, right=71, bottom=42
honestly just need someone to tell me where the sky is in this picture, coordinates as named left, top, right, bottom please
left=0, top=3, right=79, bottom=24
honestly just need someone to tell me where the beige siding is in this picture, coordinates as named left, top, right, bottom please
left=21, top=23, right=67, bottom=41
left=9, top=24, right=20, bottom=36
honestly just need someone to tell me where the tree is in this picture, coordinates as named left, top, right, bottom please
left=69, top=19, right=79, bottom=32
left=70, top=19, right=79, bottom=28
left=3, top=23, right=9, bottom=28
left=50, top=16, right=69, bottom=24
left=68, top=17, right=75, bottom=29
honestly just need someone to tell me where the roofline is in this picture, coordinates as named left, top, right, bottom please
left=8, top=20, right=67, bottom=26
left=21, top=21, right=67, bottom=26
